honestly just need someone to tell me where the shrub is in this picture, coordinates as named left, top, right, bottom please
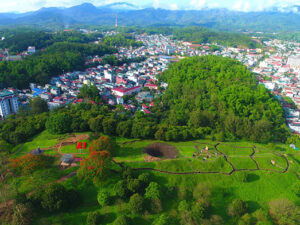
left=178, top=200, right=190, bottom=212
left=41, top=184, right=71, bottom=212
left=269, top=198, right=300, bottom=225
left=97, top=189, right=111, bottom=207
left=191, top=202, right=205, bottom=222
left=252, top=209, right=270, bottom=224
left=150, top=198, right=163, bottom=214
left=210, top=215, right=224, bottom=225
left=145, top=182, right=160, bottom=199
left=193, top=183, right=211, bottom=201
left=86, top=211, right=101, bottom=225
left=238, top=213, right=252, bottom=225
left=122, top=167, right=133, bottom=180
left=127, top=179, right=142, bottom=193
left=114, top=180, right=129, bottom=198
left=228, top=199, right=248, bottom=217
left=138, top=173, right=150, bottom=188
left=292, top=182, right=300, bottom=196
left=152, top=214, right=171, bottom=225
left=113, top=215, right=131, bottom=225
left=128, top=193, right=144, bottom=214
left=12, top=203, right=33, bottom=225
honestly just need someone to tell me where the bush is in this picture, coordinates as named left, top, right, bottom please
left=97, top=189, right=111, bottom=207
left=191, top=202, right=205, bottom=222
left=29, top=184, right=78, bottom=213
left=292, top=182, right=300, bottom=196
left=252, top=209, right=271, bottom=225
left=152, top=214, right=171, bottom=225
left=210, top=215, right=224, bottom=225
left=114, top=180, right=129, bottom=198
left=41, top=184, right=71, bottom=212
left=113, top=215, right=131, bottom=225
left=145, top=182, right=160, bottom=199
left=138, top=173, right=150, bottom=188
left=150, top=198, right=163, bottom=214
left=193, top=183, right=211, bottom=201
left=127, top=179, right=142, bottom=193
left=12, top=203, right=33, bottom=225
left=269, top=198, right=300, bottom=225
left=86, top=211, right=101, bottom=225
left=228, top=199, right=248, bottom=217
left=122, top=167, right=133, bottom=180
left=128, top=193, right=144, bottom=214
left=238, top=213, right=252, bottom=225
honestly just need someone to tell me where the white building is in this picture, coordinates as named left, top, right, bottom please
left=0, top=91, right=19, bottom=119
left=27, top=46, right=36, bottom=54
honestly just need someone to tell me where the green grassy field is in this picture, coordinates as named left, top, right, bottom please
left=5, top=133, right=300, bottom=225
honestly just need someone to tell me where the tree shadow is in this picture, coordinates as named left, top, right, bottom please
left=247, top=173, right=260, bottom=182
left=246, top=201, right=261, bottom=213
left=275, top=146, right=286, bottom=152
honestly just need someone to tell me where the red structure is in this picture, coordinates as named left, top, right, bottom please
left=83, top=142, right=87, bottom=150
left=76, top=142, right=82, bottom=150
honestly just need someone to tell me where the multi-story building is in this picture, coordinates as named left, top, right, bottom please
left=0, top=91, right=19, bottom=119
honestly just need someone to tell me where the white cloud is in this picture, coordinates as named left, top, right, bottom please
left=1, top=0, right=300, bottom=13
left=190, top=0, right=207, bottom=9
left=153, top=0, right=160, bottom=9
left=170, top=3, right=179, bottom=10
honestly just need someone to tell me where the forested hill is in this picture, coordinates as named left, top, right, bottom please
left=160, top=56, right=288, bottom=143
left=172, top=27, right=260, bottom=49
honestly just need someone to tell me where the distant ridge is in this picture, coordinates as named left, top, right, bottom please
left=0, top=3, right=300, bottom=31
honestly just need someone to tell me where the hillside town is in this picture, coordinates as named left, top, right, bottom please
left=1, top=32, right=300, bottom=135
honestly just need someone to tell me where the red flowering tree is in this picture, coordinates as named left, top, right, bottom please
left=10, top=154, right=53, bottom=175
left=77, top=150, right=112, bottom=182
left=89, top=136, right=113, bottom=154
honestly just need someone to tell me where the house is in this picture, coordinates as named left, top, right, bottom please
left=27, top=46, right=36, bottom=54
left=112, top=86, right=142, bottom=97
left=145, top=83, right=158, bottom=90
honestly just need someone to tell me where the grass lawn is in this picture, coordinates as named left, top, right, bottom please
left=11, top=131, right=67, bottom=158
left=6, top=134, right=300, bottom=225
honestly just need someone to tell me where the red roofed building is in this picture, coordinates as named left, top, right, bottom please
left=112, top=86, right=142, bottom=97
left=145, top=83, right=158, bottom=90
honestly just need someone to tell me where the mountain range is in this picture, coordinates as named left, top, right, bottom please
left=0, top=2, right=300, bottom=32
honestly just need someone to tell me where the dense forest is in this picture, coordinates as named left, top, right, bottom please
left=103, top=33, right=143, bottom=48
left=172, top=27, right=261, bottom=49
left=160, top=56, right=288, bottom=143
left=0, top=56, right=290, bottom=149
left=0, top=42, right=116, bottom=88
left=0, top=29, right=102, bottom=53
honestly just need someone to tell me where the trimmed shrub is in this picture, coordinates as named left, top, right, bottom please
left=228, top=199, right=248, bottom=217
left=86, top=211, right=101, bottom=225
left=128, top=193, right=144, bottom=214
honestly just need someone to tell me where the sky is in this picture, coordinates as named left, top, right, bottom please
left=0, top=0, right=300, bottom=13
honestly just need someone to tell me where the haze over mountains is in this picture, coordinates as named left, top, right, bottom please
left=0, top=2, right=300, bottom=31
